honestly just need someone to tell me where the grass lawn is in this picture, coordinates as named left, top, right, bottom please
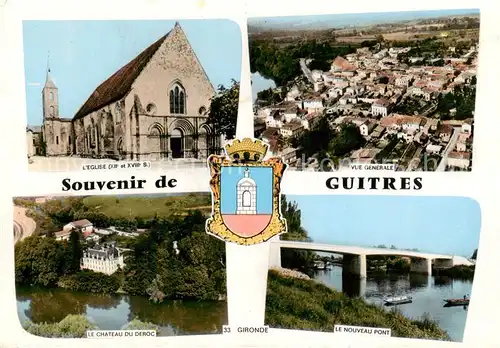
left=265, top=270, right=450, bottom=341
left=82, top=193, right=212, bottom=219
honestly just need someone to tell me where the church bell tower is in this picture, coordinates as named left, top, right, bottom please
left=42, top=66, right=59, bottom=120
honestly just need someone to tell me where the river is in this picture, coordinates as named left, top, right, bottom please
left=314, top=267, right=472, bottom=342
left=16, top=287, right=227, bottom=336
left=251, top=72, right=276, bottom=103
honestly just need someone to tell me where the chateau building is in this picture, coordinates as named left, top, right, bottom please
left=28, top=22, right=221, bottom=161
left=80, top=241, right=125, bottom=275
left=236, top=168, right=257, bottom=215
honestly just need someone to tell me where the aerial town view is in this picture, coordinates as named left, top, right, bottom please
left=13, top=194, right=227, bottom=337
left=249, top=9, right=479, bottom=171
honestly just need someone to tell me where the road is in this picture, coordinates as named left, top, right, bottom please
left=13, top=206, right=36, bottom=244
left=299, top=58, right=314, bottom=84
left=436, top=127, right=460, bottom=171
left=13, top=221, right=22, bottom=244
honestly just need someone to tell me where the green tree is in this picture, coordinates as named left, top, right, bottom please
left=22, top=314, right=97, bottom=338
left=471, top=249, right=478, bottom=260
left=207, top=80, right=240, bottom=140
left=15, top=235, right=66, bottom=286
left=329, top=123, right=366, bottom=157
left=279, top=195, right=317, bottom=276
left=297, top=116, right=334, bottom=159
left=67, top=230, right=83, bottom=274
left=123, top=210, right=226, bottom=301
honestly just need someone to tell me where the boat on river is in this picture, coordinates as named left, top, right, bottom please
left=443, top=298, right=470, bottom=307
left=383, top=295, right=412, bottom=306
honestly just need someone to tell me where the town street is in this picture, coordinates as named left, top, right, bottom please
left=299, top=58, right=314, bottom=84
left=436, top=127, right=460, bottom=171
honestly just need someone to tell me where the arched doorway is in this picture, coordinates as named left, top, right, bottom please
left=148, top=125, right=163, bottom=161
left=170, top=128, right=184, bottom=158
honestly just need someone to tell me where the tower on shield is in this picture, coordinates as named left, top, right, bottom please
left=206, top=138, right=287, bottom=245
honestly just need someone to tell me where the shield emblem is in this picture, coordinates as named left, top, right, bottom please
left=206, top=138, right=287, bottom=245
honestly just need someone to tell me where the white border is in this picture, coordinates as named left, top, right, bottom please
left=1, top=0, right=500, bottom=348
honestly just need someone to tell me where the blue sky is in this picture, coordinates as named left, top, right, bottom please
left=248, top=9, right=479, bottom=30
left=286, top=195, right=481, bottom=257
left=221, top=166, right=273, bottom=214
left=23, top=20, right=242, bottom=125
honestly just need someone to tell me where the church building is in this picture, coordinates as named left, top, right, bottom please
left=28, top=22, right=222, bottom=161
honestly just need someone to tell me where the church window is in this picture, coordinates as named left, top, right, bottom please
left=169, top=84, right=186, bottom=114
left=56, top=136, right=59, bottom=145
left=198, top=106, right=206, bottom=115
left=49, top=92, right=54, bottom=101
left=146, top=103, right=157, bottom=115
left=179, top=91, right=185, bottom=113
left=49, top=106, right=55, bottom=116
left=242, top=190, right=251, bottom=207
left=68, top=136, right=71, bottom=145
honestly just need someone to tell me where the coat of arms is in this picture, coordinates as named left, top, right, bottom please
left=206, top=138, right=287, bottom=245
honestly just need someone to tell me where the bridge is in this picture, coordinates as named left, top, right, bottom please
left=269, top=240, right=473, bottom=278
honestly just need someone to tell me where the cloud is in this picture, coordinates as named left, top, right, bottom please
left=27, top=82, right=41, bottom=87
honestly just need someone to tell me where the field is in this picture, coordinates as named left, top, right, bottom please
left=82, top=193, right=212, bottom=219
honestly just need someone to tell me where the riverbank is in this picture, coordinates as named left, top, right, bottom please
left=17, top=286, right=228, bottom=337
left=22, top=314, right=159, bottom=338
left=433, top=265, right=475, bottom=280
left=265, top=269, right=450, bottom=340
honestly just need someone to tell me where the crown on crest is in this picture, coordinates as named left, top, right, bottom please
left=225, top=138, right=268, bottom=162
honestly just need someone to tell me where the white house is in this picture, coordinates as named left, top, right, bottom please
left=280, top=123, right=304, bottom=138
left=63, top=219, right=93, bottom=234
left=426, top=144, right=443, bottom=154
left=54, top=230, right=71, bottom=241
left=359, top=120, right=376, bottom=136
left=447, top=151, right=471, bottom=169
left=266, top=110, right=284, bottom=128
left=371, top=99, right=391, bottom=117
left=80, top=242, right=125, bottom=275
left=85, top=233, right=101, bottom=242
left=285, top=85, right=301, bottom=101
left=462, top=120, right=472, bottom=134
left=281, top=147, right=298, bottom=165
left=297, top=99, right=324, bottom=113
left=380, top=115, right=426, bottom=133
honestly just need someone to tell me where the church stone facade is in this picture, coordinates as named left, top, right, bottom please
left=28, top=22, right=221, bottom=161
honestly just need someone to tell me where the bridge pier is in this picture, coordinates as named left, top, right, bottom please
left=434, top=258, right=453, bottom=269
left=268, top=237, right=282, bottom=268
left=410, top=258, right=432, bottom=275
left=343, top=254, right=367, bottom=278
left=359, top=277, right=366, bottom=297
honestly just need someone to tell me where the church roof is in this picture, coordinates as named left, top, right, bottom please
left=44, top=70, right=57, bottom=89
left=27, top=125, right=42, bottom=133
left=73, top=30, right=171, bottom=120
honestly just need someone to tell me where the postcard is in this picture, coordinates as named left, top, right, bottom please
left=23, top=19, right=242, bottom=172
left=265, top=194, right=480, bottom=342
left=249, top=9, right=479, bottom=172
left=13, top=193, right=227, bottom=338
